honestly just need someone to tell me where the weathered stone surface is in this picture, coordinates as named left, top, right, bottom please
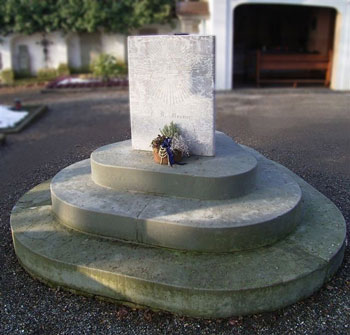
left=17, top=45, right=30, bottom=72
left=52, top=144, right=301, bottom=252
left=128, top=35, right=215, bottom=156
left=91, top=132, right=257, bottom=200
left=11, top=153, right=346, bottom=317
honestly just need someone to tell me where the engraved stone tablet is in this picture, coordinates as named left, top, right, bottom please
left=18, top=45, right=30, bottom=73
left=128, top=35, right=215, bottom=156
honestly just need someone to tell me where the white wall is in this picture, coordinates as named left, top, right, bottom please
left=10, top=32, right=67, bottom=74
left=2, top=31, right=130, bottom=73
left=0, top=36, right=13, bottom=70
left=209, top=0, right=350, bottom=91
left=0, top=21, right=180, bottom=74
left=331, top=2, right=350, bottom=90
left=101, top=33, right=127, bottom=63
left=102, top=22, right=180, bottom=65
left=66, top=33, right=81, bottom=69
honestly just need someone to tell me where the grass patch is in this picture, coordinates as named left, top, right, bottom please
left=13, top=77, right=52, bottom=87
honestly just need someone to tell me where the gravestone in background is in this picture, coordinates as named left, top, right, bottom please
left=80, top=33, right=102, bottom=68
left=17, top=45, right=30, bottom=73
left=128, top=35, right=215, bottom=156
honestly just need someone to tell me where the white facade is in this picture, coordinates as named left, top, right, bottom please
left=0, top=21, right=178, bottom=76
left=207, top=0, right=350, bottom=90
left=1, top=1, right=349, bottom=91
left=0, top=31, right=128, bottom=75
left=10, top=32, right=67, bottom=73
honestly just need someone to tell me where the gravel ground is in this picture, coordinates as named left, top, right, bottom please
left=0, top=87, right=349, bottom=334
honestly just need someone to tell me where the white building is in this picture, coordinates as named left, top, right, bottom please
left=0, top=26, right=175, bottom=76
left=1, top=0, right=350, bottom=91
left=205, top=0, right=350, bottom=90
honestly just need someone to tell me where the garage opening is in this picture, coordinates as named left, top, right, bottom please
left=233, top=4, right=336, bottom=88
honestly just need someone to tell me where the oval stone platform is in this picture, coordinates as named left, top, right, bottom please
left=11, top=155, right=346, bottom=318
left=91, top=132, right=257, bottom=200
left=51, top=153, right=301, bottom=252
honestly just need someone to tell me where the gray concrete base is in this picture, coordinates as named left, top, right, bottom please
left=11, top=154, right=346, bottom=317
left=91, top=132, right=258, bottom=200
left=51, top=153, right=301, bottom=252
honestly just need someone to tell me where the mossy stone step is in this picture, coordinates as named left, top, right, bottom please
left=11, top=153, right=346, bottom=318
left=51, top=150, right=301, bottom=252
left=91, top=132, right=258, bottom=200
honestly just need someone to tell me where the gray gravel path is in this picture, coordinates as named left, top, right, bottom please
left=0, top=87, right=349, bottom=334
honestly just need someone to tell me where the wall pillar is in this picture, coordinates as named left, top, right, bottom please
left=209, top=0, right=229, bottom=90
left=331, top=2, right=350, bottom=90
left=0, top=36, right=13, bottom=70
left=176, top=1, right=210, bottom=34
left=178, top=16, right=202, bottom=33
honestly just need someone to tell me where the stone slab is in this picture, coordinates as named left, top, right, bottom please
left=128, top=35, right=215, bottom=156
left=11, top=163, right=346, bottom=317
left=0, top=105, right=48, bottom=134
left=91, top=132, right=257, bottom=200
left=51, top=148, right=301, bottom=252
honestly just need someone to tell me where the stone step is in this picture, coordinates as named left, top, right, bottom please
left=51, top=151, right=302, bottom=252
left=91, top=132, right=258, bottom=200
left=11, top=163, right=346, bottom=318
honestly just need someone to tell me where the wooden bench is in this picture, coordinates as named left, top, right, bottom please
left=256, top=50, right=333, bottom=88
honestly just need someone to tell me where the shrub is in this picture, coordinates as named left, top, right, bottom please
left=14, top=70, right=32, bottom=79
left=114, top=61, right=128, bottom=76
left=160, top=121, right=180, bottom=138
left=37, top=68, right=58, bottom=81
left=1, top=69, right=15, bottom=84
left=57, top=63, right=70, bottom=76
left=90, top=54, right=126, bottom=81
left=69, top=65, right=92, bottom=74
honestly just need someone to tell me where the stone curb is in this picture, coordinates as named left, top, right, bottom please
left=0, top=105, right=48, bottom=134
left=41, top=87, right=128, bottom=94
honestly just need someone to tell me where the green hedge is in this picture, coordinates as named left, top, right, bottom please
left=1, top=69, right=15, bottom=84
left=90, top=54, right=128, bottom=81
left=57, top=63, right=70, bottom=76
left=0, top=0, right=175, bottom=35
left=37, top=68, right=57, bottom=81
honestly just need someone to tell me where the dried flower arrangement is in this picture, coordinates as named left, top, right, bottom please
left=151, top=122, right=190, bottom=166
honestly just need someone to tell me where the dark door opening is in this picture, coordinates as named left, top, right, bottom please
left=233, top=4, right=336, bottom=88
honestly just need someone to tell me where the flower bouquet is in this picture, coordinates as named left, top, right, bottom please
left=151, top=122, right=190, bottom=166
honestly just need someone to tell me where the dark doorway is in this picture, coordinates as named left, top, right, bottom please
left=233, top=4, right=336, bottom=88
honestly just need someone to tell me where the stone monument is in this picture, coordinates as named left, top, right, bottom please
left=17, top=45, right=31, bottom=73
left=10, top=35, right=346, bottom=318
left=128, top=35, right=215, bottom=156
